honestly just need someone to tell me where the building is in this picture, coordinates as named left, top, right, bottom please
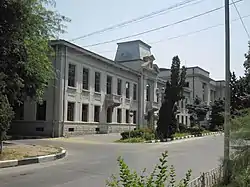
left=9, top=39, right=225, bottom=137
left=159, top=67, right=225, bottom=125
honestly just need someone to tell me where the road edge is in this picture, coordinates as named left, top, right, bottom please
left=145, top=131, right=224, bottom=143
left=0, top=147, right=66, bottom=169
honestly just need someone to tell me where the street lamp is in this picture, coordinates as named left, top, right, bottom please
left=129, top=110, right=134, bottom=138
left=224, top=0, right=231, bottom=184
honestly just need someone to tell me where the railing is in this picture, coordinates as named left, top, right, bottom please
left=188, top=166, right=223, bottom=187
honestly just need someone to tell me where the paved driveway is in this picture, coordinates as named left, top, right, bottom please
left=0, top=135, right=223, bottom=187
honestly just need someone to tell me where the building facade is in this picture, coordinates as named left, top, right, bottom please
left=9, top=39, right=225, bottom=137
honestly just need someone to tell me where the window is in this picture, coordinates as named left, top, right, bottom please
left=14, top=103, right=24, bottom=120
left=177, top=115, right=180, bottom=123
left=117, top=108, right=122, bottom=123
left=117, top=79, right=122, bottom=95
left=133, top=111, right=137, bottom=124
left=125, top=82, right=130, bottom=99
left=82, top=104, right=88, bottom=122
left=181, top=116, right=184, bottom=124
left=186, top=116, right=188, bottom=125
left=181, top=100, right=184, bottom=108
left=126, top=110, right=130, bottom=123
left=133, top=84, right=137, bottom=100
left=67, top=102, right=75, bottom=121
left=106, top=75, right=112, bottom=94
left=184, top=82, right=189, bottom=87
left=68, top=64, right=76, bottom=87
left=36, top=101, right=46, bottom=120
left=146, top=84, right=150, bottom=101
left=94, top=105, right=100, bottom=122
left=156, top=89, right=159, bottom=103
left=95, top=72, right=101, bottom=92
left=82, top=68, right=89, bottom=90
left=107, top=107, right=113, bottom=123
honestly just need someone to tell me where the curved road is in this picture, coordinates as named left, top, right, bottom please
left=0, top=134, right=223, bottom=187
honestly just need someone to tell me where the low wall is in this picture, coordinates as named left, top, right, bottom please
left=8, top=120, right=53, bottom=137
left=63, top=122, right=136, bottom=136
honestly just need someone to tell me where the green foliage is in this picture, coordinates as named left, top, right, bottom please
left=186, top=96, right=209, bottom=128
left=157, top=56, right=186, bottom=140
left=106, top=151, right=192, bottom=187
left=0, top=0, right=69, bottom=140
left=120, top=128, right=155, bottom=141
left=227, top=109, right=250, bottom=186
left=116, top=137, right=145, bottom=143
left=210, top=99, right=224, bottom=131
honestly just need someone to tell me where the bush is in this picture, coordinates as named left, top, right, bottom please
left=116, top=137, right=145, bottom=143
left=187, top=126, right=203, bottom=135
left=120, top=128, right=155, bottom=141
left=179, top=123, right=188, bottom=133
left=106, top=151, right=192, bottom=187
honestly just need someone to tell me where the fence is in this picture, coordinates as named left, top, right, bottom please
left=188, top=166, right=223, bottom=187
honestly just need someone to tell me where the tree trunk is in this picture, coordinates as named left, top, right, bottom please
left=0, top=132, right=4, bottom=154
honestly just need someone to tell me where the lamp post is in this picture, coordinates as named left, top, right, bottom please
left=129, top=110, right=134, bottom=138
left=224, top=0, right=231, bottom=184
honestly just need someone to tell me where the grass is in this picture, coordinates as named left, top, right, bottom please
left=0, top=144, right=61, bottom=161
left=115, top=137, right=145, bottom=143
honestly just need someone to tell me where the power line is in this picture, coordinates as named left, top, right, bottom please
left=94, top=14, right=250, bottom=54
left=231, top=0, right=250, bottom=39
left=69, top=0, right=206, bottom=42
left=83, top=0, right=243, bottom=48
left=150, top=14, right=250, bottom=44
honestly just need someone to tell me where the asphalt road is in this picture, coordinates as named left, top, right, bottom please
left=0, top=134, right=223, bottom=187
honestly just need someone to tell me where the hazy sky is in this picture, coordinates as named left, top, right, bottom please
left=55, top=0, right=250, bottom=80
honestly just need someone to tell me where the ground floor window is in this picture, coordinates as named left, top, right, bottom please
left=67, top=102, right=75, bottom=121
left=133, top=111, right=136, bottom=124
left=107, top=107, right=113, bottom=123
left=117, top=108, right=122, bottom=123
left=82, top=104, right=88, bottom=122
left=94, top=105, right=100, bottom=122
left=14, top=103, right=24, bottom=120
left=36, top=101, right=46, bottom=120
left=126, top=110, right=129, bottom=123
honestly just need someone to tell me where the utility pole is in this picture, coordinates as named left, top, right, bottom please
left=224, top=0, right=231, bottom=184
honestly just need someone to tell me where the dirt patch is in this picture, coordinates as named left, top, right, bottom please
left=0, top=144, right=61, bottom=161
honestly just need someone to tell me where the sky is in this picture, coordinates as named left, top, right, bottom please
left=54, top=0, right=250, bottom=80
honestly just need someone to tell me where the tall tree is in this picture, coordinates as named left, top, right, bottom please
left=156, top=56, right=186, bottom=139
left=243, top=41, right=250, bottom=93
left=209, top=99, right=224, bottom=131
left=0, top=0, right=69, bottom=152
left=186, top=96, right=209, bottom=129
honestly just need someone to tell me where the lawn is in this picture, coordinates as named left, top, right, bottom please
left=0, top=144, right=61, bottom=161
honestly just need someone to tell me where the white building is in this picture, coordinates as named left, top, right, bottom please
left=10, top=39, right=225, bottom=137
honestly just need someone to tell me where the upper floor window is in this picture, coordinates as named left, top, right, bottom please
left=117, top=79, right=122, bottom=95
left=95, top=72, right=101, bottom=92
left=68, top=64, right=76, bottom=87
left=106, top=75, right=112, bottom=94
left=82, top=68, right=89, bottom=90
left=146, top=84, right=150, bottom=101
left=125, top=82, right=130, bottom=99
left=133, top=84, right=137, bottom=100
left=156, top=88, right=159, bottom=103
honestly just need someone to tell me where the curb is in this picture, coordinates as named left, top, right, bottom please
left=0, top=147, right=66, bottom=169
left=145, top=131, right=224, bottom=143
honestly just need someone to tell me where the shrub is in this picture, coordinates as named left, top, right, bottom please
left=116, top=137, right=145, bottom=143
left=106, top=151, right=192, bottom=187
left=187, top=126, right=203, bottom=135
left=179, top=123, right=188, bottom=133
left=120, top=128, right=155, bottom=140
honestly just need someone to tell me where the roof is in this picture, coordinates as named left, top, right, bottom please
left=50, top=39, right=141, bottom=76
left=117, top=40, right=151, bottom=49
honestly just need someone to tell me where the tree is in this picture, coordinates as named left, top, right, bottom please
left=209, top=99, right=224, bottom=131
left=156, top=56, right=186, bottom=139
left=243, top=41, right=250, bottom=93
left=186, top=96, right=209, bottom=129
left=0, top=0, right=69, bottom=153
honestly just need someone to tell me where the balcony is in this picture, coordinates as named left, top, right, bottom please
left=105, top=94, right=122, bottom=108
left=94, top=92, right=101, bottom=101
left=152, top=101, right=160, bottom=109
left=146, top=101, right=159, bottom=112
left=81, top=89, right=90, bottom=100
